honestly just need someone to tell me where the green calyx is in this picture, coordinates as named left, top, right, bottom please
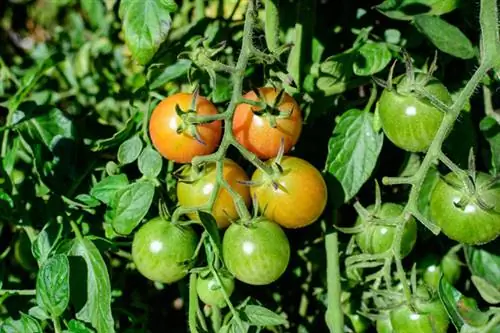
left=250, top=88, right=293, bottom=128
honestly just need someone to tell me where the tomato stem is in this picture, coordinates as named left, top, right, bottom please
left=325, top=232, right=344, bottom=333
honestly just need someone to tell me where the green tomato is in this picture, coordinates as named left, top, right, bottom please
left=196, top=272, right=235, bottom=308
left=347, top=313, right=371, bottom=333
left=378, top=73, right=452, bottom=152
left=132, top=217, right=198, bottom=284
left=390, top=299, right=450, bottom=333
left=222, top=219, right=290, bottom=285
left=376, top=316, right=393, bottom=333
left=355, top=203, right=417, bottom=258
left=419, top=252, right=461, bottom=289
left=430, top=172, right=500, bottom=245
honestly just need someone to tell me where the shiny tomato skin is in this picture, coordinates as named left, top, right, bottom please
left=354, top=203, right=417, bottom=258
left=378, top=74, right=452, bottom=152
left=233, top=87, right=302, bottom=160
left=149, top=92, right=222, bottom=163
left=132, top=217, right=198, bottom=284
left=196, top=272, right=235, bottom=308
left=222, top=219, right=290, bottom=285
left=419, top=252, right=462, bottom=289
left=430, top=172, right=500, bottom=245
left=389, top=299, right=450, bottom=333
left=177, top=159, right=251, bottom=229
left=250, top=156, right=327, bottom=229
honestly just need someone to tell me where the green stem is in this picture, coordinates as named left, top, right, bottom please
left=52, top=315, right=62, bottom=333
left=194, top=0, right=205, bottom=21
left=483, top=85, right=500, bottom=123
left=479, top=0, right=500, bottom=65
left=70, top=220, right=84, bottom=242
left=264, top=0, right=280, bottom=53
left=363, top=84, right=378, bottom=113
left=188, top=273, right=200, bottom=333
left=211, top=306, right=222, bottom=332
left=325, top=232, right=344, bottom=333
left=142, top=96, right=153, bottom=146
left=0, top=289, right=36, bottom=296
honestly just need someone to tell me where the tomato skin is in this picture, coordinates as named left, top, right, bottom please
left=177, top=159, right=251, bottom=228
left=132, top=217, right=198, bottom=284
left=222, top=219, right=290, bottom=285
left=376, top=316, right=393, bottom=333
left=419, top=252, right=461, bottom=289
left=378, top=74, right=452, bottom=152
left=233, top=87, right=302, bottom=160
left=430, top=172, right=500, bottom=245
left=355, top=203, right=417, bottom=258
left=149, top=93, right=222, bottom=163
left=196, top=273, right=235, bottom=308
left=250, top=156, right=327, bottom=228
left=389, top=299, right=450, bottom=333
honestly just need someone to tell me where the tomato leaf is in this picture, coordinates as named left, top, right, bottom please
left=198, top=211, right=222, bottom=256
left=63, top=319, right=96, bottom=333
left=479, top=116, right=500, bottom=175
left=414, top=15, right=475, bottom=59
left=353, top=42, right=392, bottom=76
left=32, top=222, right=63, bottom=266
left=90, top=113, right=142, bottom=152
left=36, top=254, right=70, bottom=317
left=69, top=237, right=115, bottom=333
left=242, top=305, right=288, bottom=326
left=0, top=313, right=43, bottom=333
left=106, top=180, right=155, bottom=235
left=117, top=135, right=143, bottom=165
left=438, top=276, right=489, bottom=330
left=118, top=0, right=178, bottom=65
left=465, top=246, right=500, bottom=291
left=376, top=0, right=460, bottom=20
left=80, top=0, right=106, bottom=31
left=211, top=75, right=233, bottom=103
left=138, top=146, right=163, bottom=179
left=471, top=276, right=500, bottom=304
left=90, top=174, right=130, bottom=205
left=27, top=306, right=50, bottom=321
left=149, top=59, right=192, bottom=90
left=324, top=109, right=383, bottom=202
left=417, top=165, right=440, bottom=219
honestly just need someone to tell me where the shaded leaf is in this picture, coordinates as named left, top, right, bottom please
left=242, top=305, right=288, bottom=326
left=36, top=254, right=70, bottom=316
left=480, top=116, right=500, bottom=175
left=63, top=320, right=96, bottom=333
left=353, top=43, right=392, bottom=76
left=90, top=174, right=129, bottom=205
left=376, top=0, right=460, bottom=20
left=198, top=211, right=222, bottom=255
left=32, top=222, right=63, bottom=266
left=471, top=276, right=500, bottom=304
left=465, top=246, right=500, bottom=290
left=90, top=113, right=142, bottom=152
left=0, top=313, right=43, bottom=333
left=80, top=0, right=106, bottom=30
left=149, top=59, right=192, bottom=90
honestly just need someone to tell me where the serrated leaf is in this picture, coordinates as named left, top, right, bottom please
left=414, top=15, right=475, bottom=59
left=324, top=109, right=384, bottom=202
left=119, top=0, right=178, bottom=65
left=90, top=174, right=129, bottom=205
left=353, top=42, right=392, bottom=76
left=471, top=276, right=500, bottom=304
left=242, top=305, right=288, bottom=326
left=138, top=147, right=162, bottom=178
left=0, top=313, right=43, bottom=333
left=69, top=237, right=114, bottom=333
left=117, top=135, right=143, bottom=165
left=90, top=113, right=141, bottom=152
left=106, top=180, right=155, bottom=235
left=198, top=212, right=222, bottom=256
left=480, top=116, right=500, bottom=175
left=36, top=254, right=70, bottom=317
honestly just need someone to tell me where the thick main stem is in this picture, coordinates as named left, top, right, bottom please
left=325, top=232, right=344, bottom=333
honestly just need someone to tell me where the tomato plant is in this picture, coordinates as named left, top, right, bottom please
left=1, top=0, right=500, bottom=332
left=250, top=156, right=327, bottom=228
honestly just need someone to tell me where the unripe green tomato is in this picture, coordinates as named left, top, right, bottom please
left=376, top=316, right=393, bottom=333
left=196, top=273, right=235, bottom=308
left=390, top=299, right=449, bottom=333
left=132, top=217, right=198, bottom=284
left=420, top=253, right=461, bottom=289
left=347, top=313, right=371, bottom=333
left=355, top=203, right=417, bottom=258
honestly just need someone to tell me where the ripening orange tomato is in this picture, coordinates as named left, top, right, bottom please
left=149, top=93, right=222, bottom=163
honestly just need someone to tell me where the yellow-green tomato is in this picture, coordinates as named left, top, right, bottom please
left=132, top=217, right=198, bottom=284
left=355, top=203, right=417, bottom=258
left=196, top=272, right=235, bottom=308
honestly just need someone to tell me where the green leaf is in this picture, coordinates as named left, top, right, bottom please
left=471, top=276, right=500, bottom=304
left=36, top=254, right=70, bottom=317
left=242, top=305, right=288, bottom=326
left=0, top=313, right=43, bottom=333
left=80, top=0, right=106, bottom=30
left=465, top=246, right=500, bottom=290
left=211, top=75, right=233, bottom=103
left=479, top=116, right=500, bottom=175
left=90, top=174, right=130, bottom=205
left=417, top=165, right=440, bottom=218
left=117, top=135, right=143, bottom=165
left=69, top=237, right=115, bottom=333
left=376, top=0, right=460, bottom=20
left=138, top=147, right=162, bottom=178
left=63, top=320, right=96, bottom=333
left=119, top=0, right=178, bottom=65
left=414, top=15, right=475, bottom=59
left=28, top=306, right=50, bottom=321
left=32, top=222, right=63, bottom=266
left=106, top=180, right=155, bottom=235
left=198, top=212, right=222, bottom=255
left=149, top=59, right=192, bottom=90
left=353, top=42, right=392, bottom=76
left=438, top=276, right=489, bottom=330
left=75, top=194, right=102, bottom=208
left=90, top=113, right=142, bottom=152
left=324, top=109, right=384, bottom=202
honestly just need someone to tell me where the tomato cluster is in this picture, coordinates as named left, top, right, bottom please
left=132, top=88, right=327, bottom=307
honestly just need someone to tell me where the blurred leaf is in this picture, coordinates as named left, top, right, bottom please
left=198, top=212, right=222, bottom=255
left=438, top=277, right=489, bottom=330
left=242, top=305, right=288, bottom=326
left=119, top=0, right=178, bottom=65
left=324, top=109, right=384, bottom=202
left=69, top=237, right=115, bottom=333
left=63, top=319, right=96, bottom=333
left=90, top=174, right=130, bottom=205
left=480, top=116, right=500, bottom=175
left=32, top=222, right=63, bottom=266
left=90, top=113, right=142, bottom=152
left=80, top=0, right=106, bottom=30
left=75, top=194, right=102, bottom=208
left=117, top=135, right=143, bottom=165
left=0, top=313, right=43, bottom=333
left=149, top=59, right=192, bottom=90
left=353, top=43, right=392, bottom=76
left=36, top=254, right=70, bottom=316
left=138, top=147, right=162, bottom=178
left=471, top=276, right=500, bottom=304
left=106, top=180, right=155, bottom=235
left=414, top=15, right=475, bottom=59
left=376, top=0, right=460, bottom=20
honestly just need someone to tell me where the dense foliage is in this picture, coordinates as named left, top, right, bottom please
left=0, top=0, right=500, bottom=332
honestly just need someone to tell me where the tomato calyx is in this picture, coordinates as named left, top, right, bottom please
left=248, top=88, right=294, bottom=128
left=441, top=172, right=498, bottom=212
left=173, top=89, right=212, bottom=146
